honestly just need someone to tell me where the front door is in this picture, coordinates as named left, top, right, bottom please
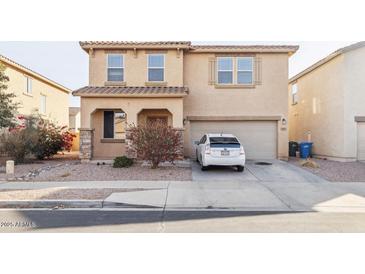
left=147, top=116, right=168, bottom=126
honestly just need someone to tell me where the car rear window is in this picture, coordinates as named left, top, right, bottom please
left=209, top=137, right=240, bottom=148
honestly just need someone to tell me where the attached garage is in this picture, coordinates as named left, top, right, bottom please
left=357, top=122, right=365, bottom=161
left=189, top=119, right=278, bottom=160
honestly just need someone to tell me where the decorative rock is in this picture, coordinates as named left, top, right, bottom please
left=6, top=160, right=14, bottom=175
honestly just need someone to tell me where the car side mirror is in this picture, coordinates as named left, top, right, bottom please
left=194, top=141, right=200, bottom=145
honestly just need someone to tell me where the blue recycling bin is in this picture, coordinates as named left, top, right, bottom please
left=299, top=142, right=313, bottom=159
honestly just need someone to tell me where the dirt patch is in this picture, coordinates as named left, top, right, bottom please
left=289, top=158, right=365, bottom=182
left=0, top=188, right=144, bottom=200
left=1, top=160, right=192, bottom=182
left=34, top=163, right=192, bottom=181
left=0, top=152, right=80, bottom=181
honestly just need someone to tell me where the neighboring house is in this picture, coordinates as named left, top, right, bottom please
left=289, top=41, right=365, bottom=162
left=73, top=41, right=298, bottom=161
left=69, top=107, right=81, bottom=151
left=69, top=107, right=81, bottom=132
left=0, top=54, right=70, bottom=126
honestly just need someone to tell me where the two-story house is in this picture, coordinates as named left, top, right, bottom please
left=289, top=41, right=365, bottom=162
left=0, top=54, right=70, bottom=126
left=73, top=41, right=298, bottom=162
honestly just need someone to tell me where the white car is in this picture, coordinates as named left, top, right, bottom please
left=195, top=133, right=246, bottom=172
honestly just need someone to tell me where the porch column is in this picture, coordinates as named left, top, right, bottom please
left=125, top=108, right=139, bottom=158
left=171, top=100, right=184, bottom=128
left=171, top=101, right=184, bottom=159
left=79, top=128, right=94, bottom=162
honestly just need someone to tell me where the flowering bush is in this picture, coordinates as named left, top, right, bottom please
left=128, top=120, right=182, bottom=169
left=0, top=115, right=38, bottom=163
left=0, top=114, right=76, bottom=163
left=32, top=120, right=76, bottom=160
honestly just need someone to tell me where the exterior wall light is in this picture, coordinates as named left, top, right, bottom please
left=281, top=118, right=287, bottom=126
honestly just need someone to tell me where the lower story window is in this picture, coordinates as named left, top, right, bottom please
left=40, top=94, right=46, bottom=114
left=103, top=110, right=126, bottom=139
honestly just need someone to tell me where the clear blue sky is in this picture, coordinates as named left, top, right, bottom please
left=0, top=41, right=355, bottom=107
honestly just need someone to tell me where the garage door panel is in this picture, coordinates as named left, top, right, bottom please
left=358, top=123, right=365, bottom=161
left=190, top=121, right=277, bottom=160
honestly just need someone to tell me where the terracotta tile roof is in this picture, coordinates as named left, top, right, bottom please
left=73, top=86, right=189, bottom=97
left=190, top=44, right=299, bottom=54
left=80, top=41, right=191, bottom=47
left=290, top=41, right=365, bottom=83
left=0, top=54, right=71, bottom=94
left=79, top=41, right=298, bottom=55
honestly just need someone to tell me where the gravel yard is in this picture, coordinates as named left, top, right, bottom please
left=0, top=188, right=141, bottom=200
left=289, top=157, right=365, bottom=182
left=0, top=160, right=192, bottom=182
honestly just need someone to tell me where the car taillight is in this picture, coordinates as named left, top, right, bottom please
left=240, top=145, right=245, bottom=155
left=205, top=144, right=211, bottom=154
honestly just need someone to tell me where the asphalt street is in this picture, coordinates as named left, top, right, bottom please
left=1, top=209, right=365, bottom=232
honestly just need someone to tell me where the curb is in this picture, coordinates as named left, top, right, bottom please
left=0, top=200, right=103, bottom=209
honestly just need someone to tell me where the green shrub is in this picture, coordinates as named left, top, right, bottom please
left=0, top=115, right=38, bottom=163
left=113, top=156, right=134, bottom=168
left=0, top=114, right=76, bottom=163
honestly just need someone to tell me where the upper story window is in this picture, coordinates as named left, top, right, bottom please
left=237, top=57, right=253, bottom=84
left=217, top=57, right=233, bottom=84
left=216, top=56, right=255, bottom=85
left=40, top=94, right=46, bottom=114
left=107, top=54, right=124, bottom=82
left=26, top=77, right=32, bottom=94
left=148, top=54, right=164, bottom=82
left=291, top=83, right=298, bottom=105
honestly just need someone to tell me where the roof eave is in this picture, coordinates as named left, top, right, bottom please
left=189, top=46, right=299, bottom=55
left=80, top=44, right=191, bottom=53
left=0, top=55, right=71, bottom=94
left=289, top=41, right=365, bottom=83
left=289, top=51, right=342, bottom=83
left=72, top=92, right=187, bottom=98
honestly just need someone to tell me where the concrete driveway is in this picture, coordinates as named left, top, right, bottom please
left=192, top=160, right=326, bottom=183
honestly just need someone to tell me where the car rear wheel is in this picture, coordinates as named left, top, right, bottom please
left=201, top=165, right=208, bottom=171
left=196, top=150, right=199, bottom=162
left=237, top=166, right=244, bottom=172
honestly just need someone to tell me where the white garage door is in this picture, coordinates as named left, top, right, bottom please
left=190, top=121, right=277, bottom=159
left=358, top=122, right=365, bottom=161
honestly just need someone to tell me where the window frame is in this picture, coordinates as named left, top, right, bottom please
left=236, top=57, right=254, bottom=85
left=217, top=57, right=234, bottom=85
left=40, top=94, right=46, bottom=114
left=103, top=110, right=126, bottom=139
left=26, top=77, right=32, bottom=94
left=106, top=54, right=124, bottom=82
left=291, top=83, right=298, bottom=105
left=147, top=54, right=165, bottom=82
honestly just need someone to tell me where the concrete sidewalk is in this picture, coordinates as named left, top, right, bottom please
left=103, top=180, right=365, bottom=212
left=1, top=180, right=365, bottom=212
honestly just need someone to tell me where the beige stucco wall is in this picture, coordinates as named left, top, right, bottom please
left=89, top=49, right=183, bottom=86
left=343, top=46, right=365, bottom=159
left=80, top=96, right=184, bottom=159
left=80, top=97, right=183, bottom=129
left=288, top=55, right=347, bottom=159
left=69, top=112, right=81, bottom=132
left=3, top=64, right=69, bottom=126
left=92, top=110, right=126, bottom=159
left=82, top=49, right=292, bottom=160
left=183, top=53, right=290, bottom=159
left=137, top=109, right=173, bottom=126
